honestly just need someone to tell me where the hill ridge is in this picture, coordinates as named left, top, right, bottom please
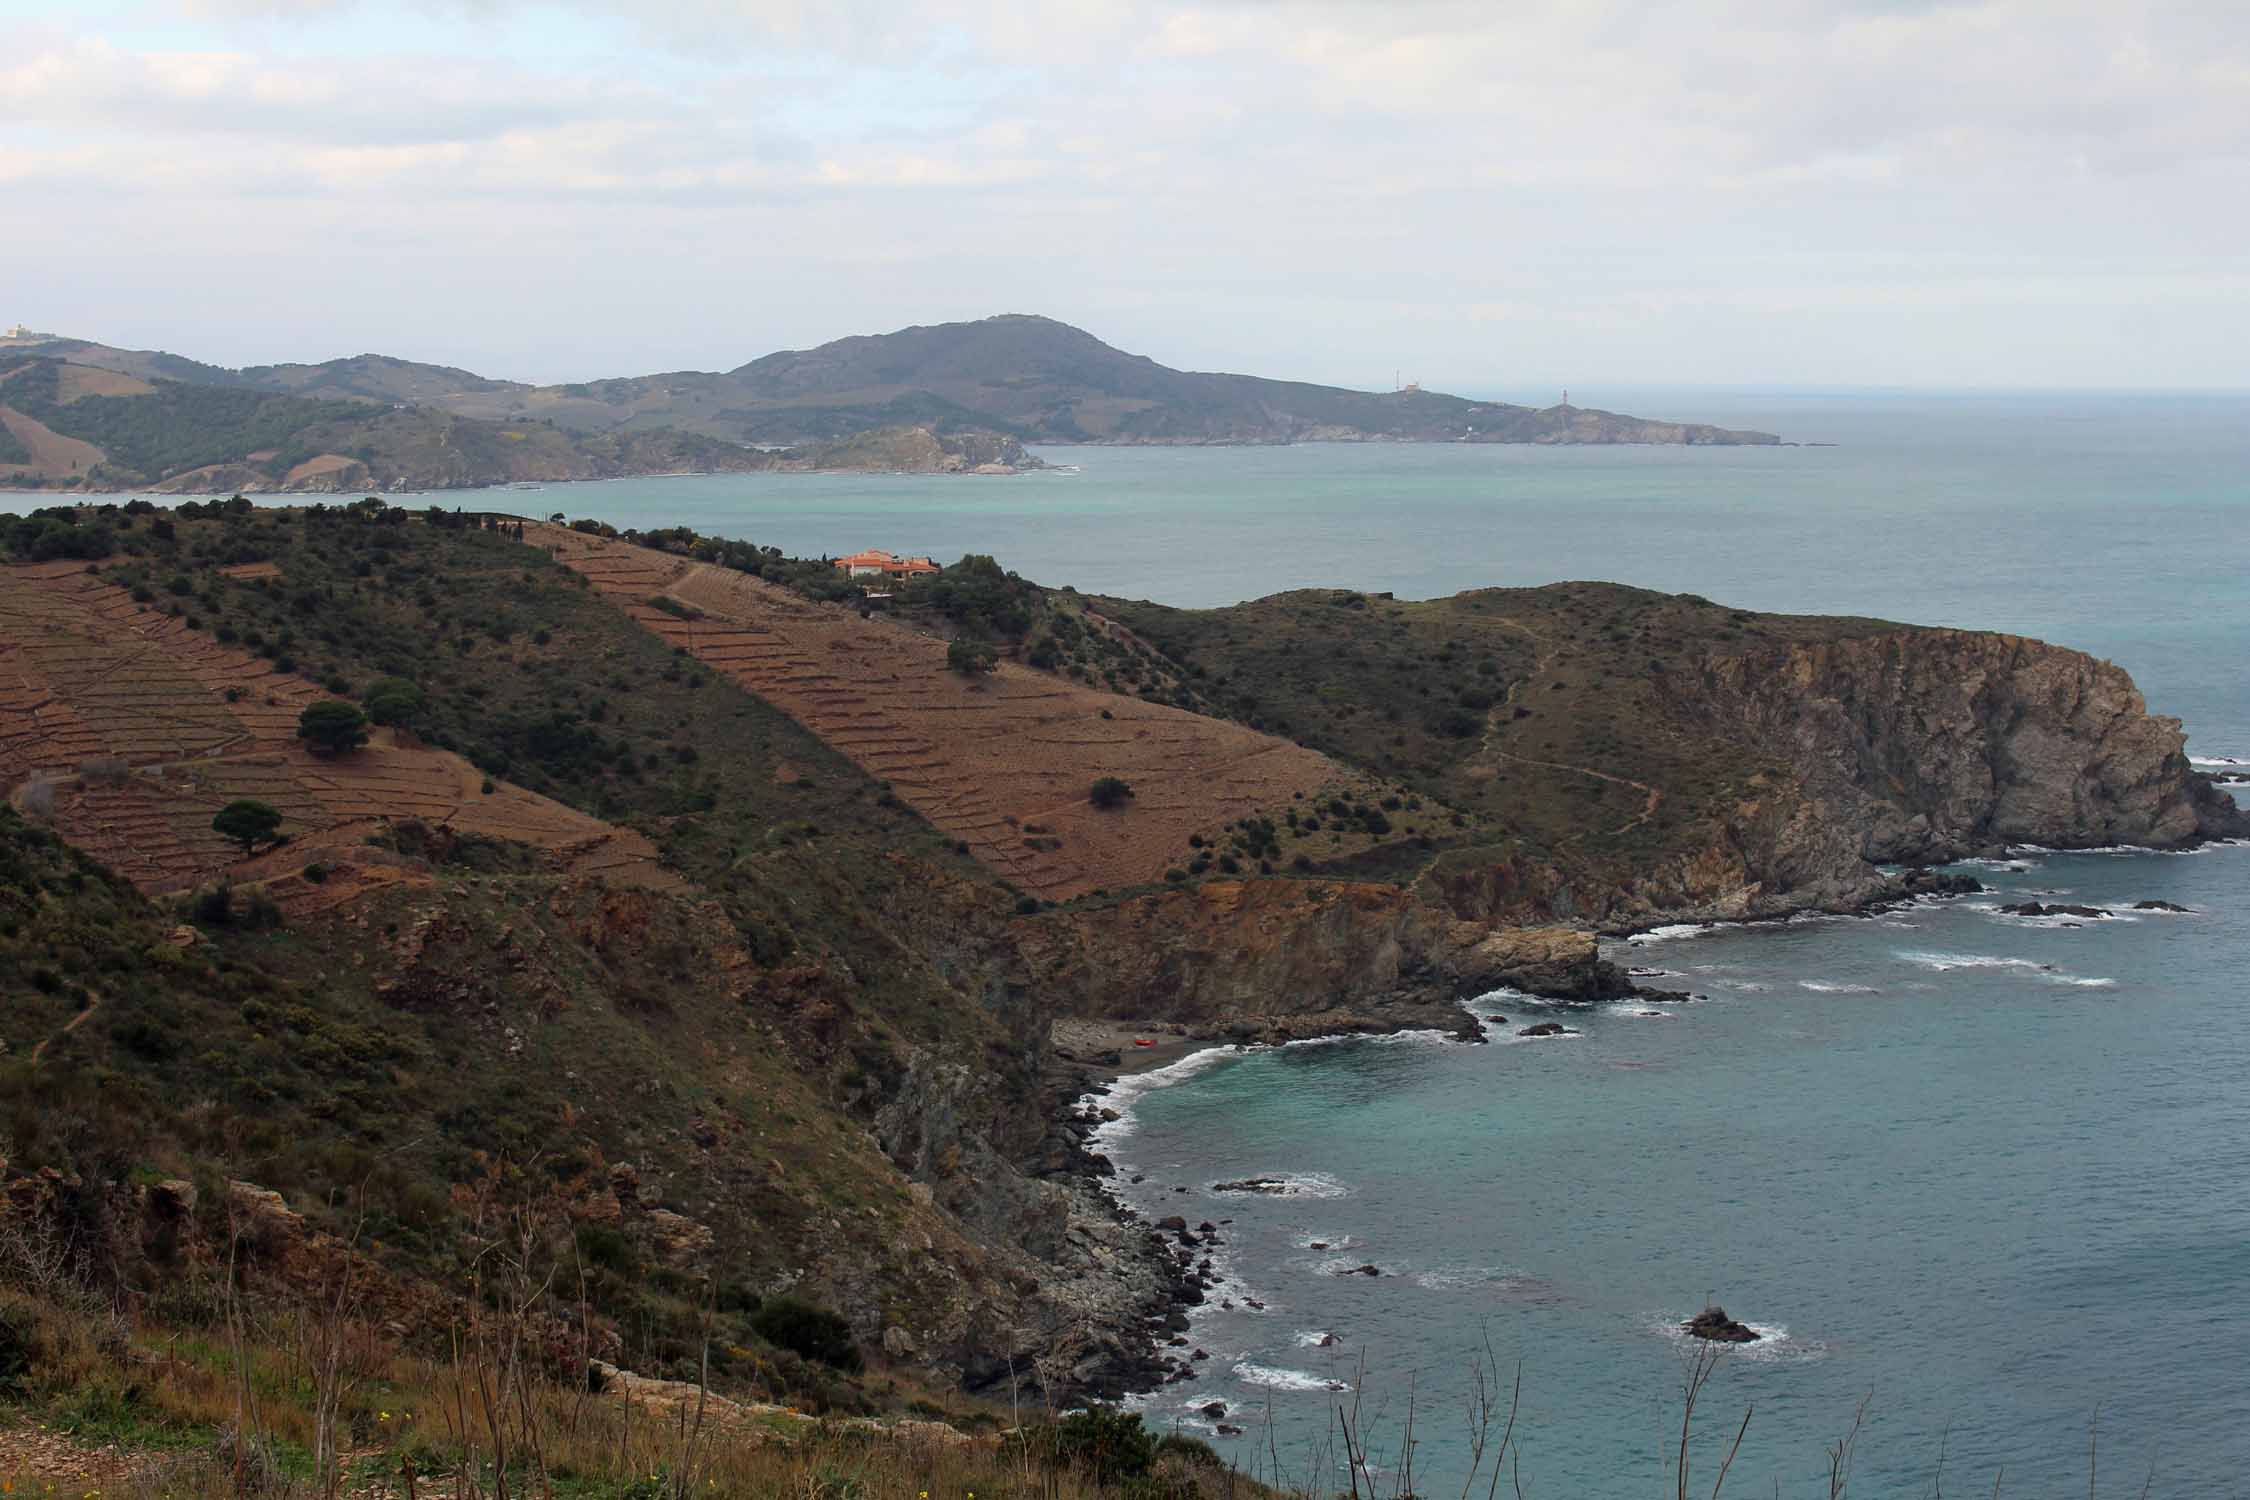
left=10, top=313, right=1781, bottom=459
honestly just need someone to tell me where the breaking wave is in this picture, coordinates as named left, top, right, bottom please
left=1232, top=1362, right=1350, bottom=1393
left=1895, top=951, right=2115, bottom=988
left=1627, top=923, right=1715, bottom=945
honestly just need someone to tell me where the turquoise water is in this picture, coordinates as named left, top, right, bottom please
left=1096, top=843, right=2250, bottom=1497
left=29, top=390, right=2250, bottom=1491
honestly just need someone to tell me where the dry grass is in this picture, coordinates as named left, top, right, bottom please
left=0, top=1284, right=1243, bottom=1500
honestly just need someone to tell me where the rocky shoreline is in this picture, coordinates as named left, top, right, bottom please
left=1029, top=865, right=2013, bottom=1398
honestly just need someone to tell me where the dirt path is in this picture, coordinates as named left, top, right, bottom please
left=1481, top=616, right=1665, bottom=838
left=28, top=991, right=97, bottom=1065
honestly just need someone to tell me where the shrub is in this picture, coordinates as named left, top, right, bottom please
left=1011, top=1407, right=1157, bottom=1485
left=749, top=1297, right=861, bottom=1371
left=190, top=882, right=235, bottom=927
left=946, top=636, right=996, bottom=675
left=364, top=677, right=425, bottom=727
left=211, top=799, right=283, bottom=855
left=1089, top=776, right=1134, bottom=809
left=296, top=699, right=369, bottom=756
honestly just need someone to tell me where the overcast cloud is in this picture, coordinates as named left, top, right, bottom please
left=3, top=0, right=2247, bottom=388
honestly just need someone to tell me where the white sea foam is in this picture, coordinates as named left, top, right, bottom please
left=1896, top=951, right=2115, bottom=988
left=1293, top=1329, right=1341, bottom=1348
left=1283, top=1027, right=1452, bottom=1053
left=1294, top=1232, right=1358, bottom=1251
left=1797, top=980, right=1878, bottom=994
left=1627, top=923, right=1715, bottom=945
left=1410, top=1265, right=1532, bottom=1292
left=1897, top=950, right=2054, bottom=972
left=1233, top=1362, right=1350, bottom=1393
left=2190, top=754, right=2246, bottom=767
left=1653, top=1317, right=1827, bottom=1364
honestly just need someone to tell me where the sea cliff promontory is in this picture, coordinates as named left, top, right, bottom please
left=0, top=502, right=2237, bottom=1423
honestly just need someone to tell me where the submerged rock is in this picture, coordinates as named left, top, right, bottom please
left=2133, top=899, right=2192, bottom=912
left=1212, top=1177, right=1291, bottom=1194
left=1518, top=1022, right=1577, bottom=1038
left=1682, top=1305, right=1760, bottom=1343
left=2000, top=902, right=2106, bottom=918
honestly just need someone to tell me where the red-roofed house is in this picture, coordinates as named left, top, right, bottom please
left=834, top=549, right=941, bottom=580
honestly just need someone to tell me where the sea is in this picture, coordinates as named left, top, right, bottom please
left=25, top=387, right=2250, bottom=1495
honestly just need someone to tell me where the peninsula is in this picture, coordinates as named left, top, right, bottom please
left=0, top=315, right=1775, bottom=493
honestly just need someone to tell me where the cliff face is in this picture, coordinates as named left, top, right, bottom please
left=1669, top=631, right=2247, bottom=862
left=1016, top=879, right=1630, bottom=1032
left=1416, top=630, right=2244, bottom=933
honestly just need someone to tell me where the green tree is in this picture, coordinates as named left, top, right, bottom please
left=363, top=677, right=424, bottom=727
left=297, top=699, right=369, bottom=756
left=210, top=799, right=282, bottom=856
left=1089, top=776, right=1134, bottom=809
left=946, top=637, right=996, bottom=675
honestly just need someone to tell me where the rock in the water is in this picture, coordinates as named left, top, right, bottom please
left=1156, top=1215, right=1188, bottom=1231
left=1338, top=1263, right=1382, bottom=1277
left=1900, top=869, right=1983, bottom=897
left=1999, top=902, right=2106, bottom=918
left=1682, top=1305, right=1761, bottom=1343
left=1212, top=1177, right=1290, bottom=1194
left=1484, top=1014, right=1509, bottom=1024
left=1216, top=1423, right=1245, bottom=1436
left=2133, top=900, right=2191, bottom=912
left=1199, top=1401, right=1228, bottom=1418
left=1316, top=1332, right=1341, bottom=1347
left=1518, top=1022, right=1577, bottom=1038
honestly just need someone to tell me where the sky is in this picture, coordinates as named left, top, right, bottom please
left=3, top=0, right=2248, bottom=391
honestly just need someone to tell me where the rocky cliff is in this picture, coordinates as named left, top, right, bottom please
left=1017, top=880, right=1632, bottom=1033
left=1668, top=629, right=2247, bottom=862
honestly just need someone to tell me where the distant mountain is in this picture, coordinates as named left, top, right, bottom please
left=5, top=317, right=1781, bottom=454
left=430, top=315, right=1779, bottom=446
left=0, top=351, right=1039, bottom=493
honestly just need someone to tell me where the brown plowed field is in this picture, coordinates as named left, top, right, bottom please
left=537, top=527, right=1373, bottom=898
left=0, top=406, right=106, bottom=481
left=0, top=561, right=680, bottom=902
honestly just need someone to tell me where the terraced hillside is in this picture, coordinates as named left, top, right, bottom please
left=0, top=558, right=674, bottom=910
left=539, top=526, right=1399, bottom=898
